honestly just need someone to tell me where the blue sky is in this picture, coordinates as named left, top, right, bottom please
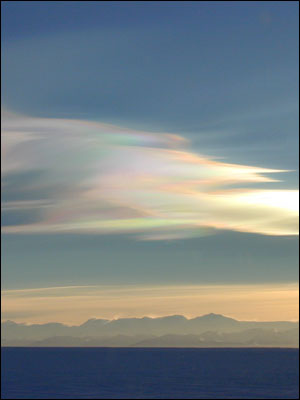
left=2, top=2, right=298, bottom=170
left=1, top=2, right=298, bottom=322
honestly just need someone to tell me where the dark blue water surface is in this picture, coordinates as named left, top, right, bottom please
left=1, top=347, right=299, bottom=399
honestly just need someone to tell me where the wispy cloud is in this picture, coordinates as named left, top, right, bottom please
left=2, top=283, right=299, bottom=324
left=1, top=109, right=298, bottom=239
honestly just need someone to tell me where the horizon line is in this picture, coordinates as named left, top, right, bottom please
left=2, top=312, right=299, bottom=327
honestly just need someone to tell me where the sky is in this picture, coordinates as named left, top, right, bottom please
left=1, top=1, right=299, bottom=324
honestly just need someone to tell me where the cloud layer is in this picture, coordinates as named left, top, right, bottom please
left=2, top=283, right=298, bottom=324
left=2, top=109, right=298, bottom=239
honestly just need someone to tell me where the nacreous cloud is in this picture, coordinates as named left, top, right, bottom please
left=1, top=109, right=298, bottom=239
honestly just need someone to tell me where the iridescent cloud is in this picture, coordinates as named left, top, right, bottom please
left=1, top=109, right=298, bottom=239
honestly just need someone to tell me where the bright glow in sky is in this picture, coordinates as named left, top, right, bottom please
left=2, top=110, right=298, bottom=239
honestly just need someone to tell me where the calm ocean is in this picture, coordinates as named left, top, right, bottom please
left=1, top=347, right=299, bottom=399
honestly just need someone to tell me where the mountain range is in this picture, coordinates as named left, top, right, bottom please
left=2, top=313, right=298, bottom=347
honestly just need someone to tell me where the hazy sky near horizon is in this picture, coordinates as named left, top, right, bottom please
left=1, top=2, right=299, bottom=322
left=2, top=283, right=299, bottom=324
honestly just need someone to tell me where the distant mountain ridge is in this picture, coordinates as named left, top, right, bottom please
left=2, top=313, right=298, bottom=347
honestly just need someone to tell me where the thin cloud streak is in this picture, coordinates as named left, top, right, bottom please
left=2, top=283, right=298, bottom=324
left=1, top=109, right=298, bottom=239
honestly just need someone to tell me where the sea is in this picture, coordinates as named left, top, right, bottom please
left=1, top=347, right=299, bottom=399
